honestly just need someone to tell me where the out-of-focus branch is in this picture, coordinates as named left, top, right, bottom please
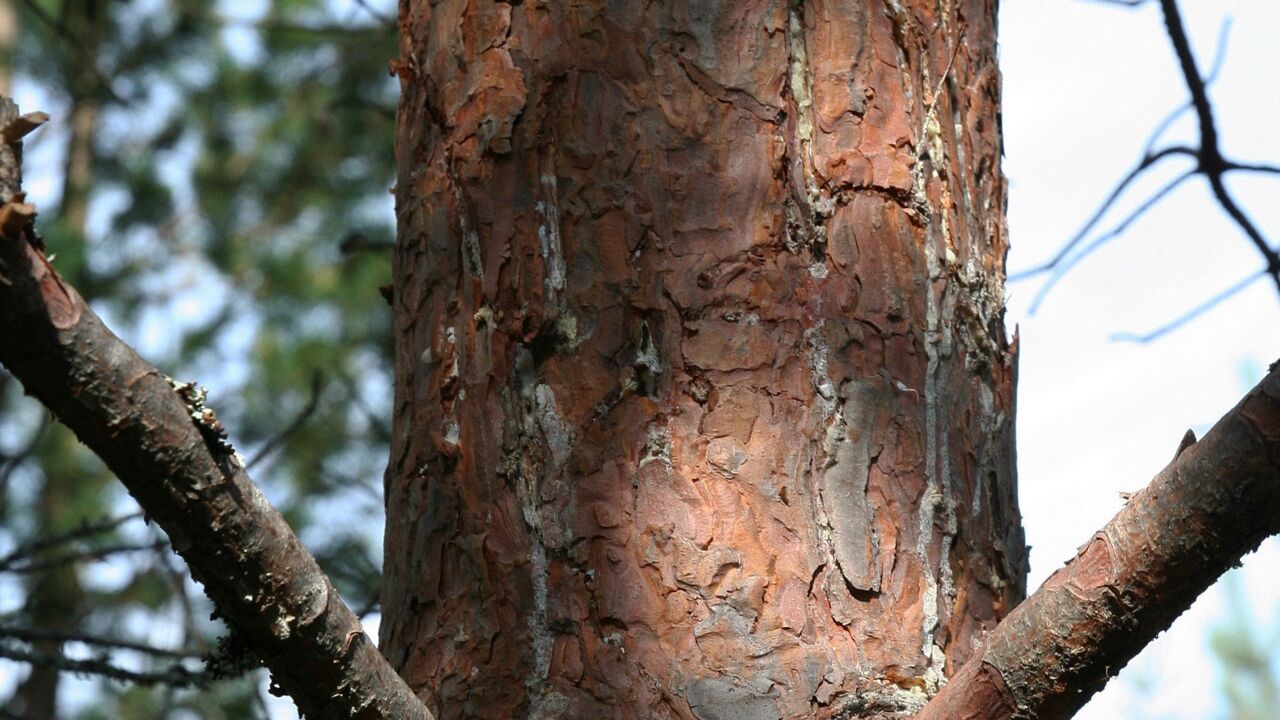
left=14, top=0, right=126, bottom=105
left=1112, top=270, right=1266, bottom=343
left=1007, top=145, right=1197, bottom=286
left=0, top=511, right=144, bottom=572
left=1159, top=0, right=1280, bottom=288
left=1015, top=0, right=1280, bottom=332
left=915, top=363, right=1280, bottom=720
left=0, top=411, right=48, bottom=496
left=0, top=539, right=168, bottom=574
left=0, top=97, right=433, bottom=720
left=1022, top=168, right=1196, bottom=312
left=0, top=624, right=205, bottom=660
left=0, top=644, right=209, bottom=688
left=244, top=369, right=324, bottom=470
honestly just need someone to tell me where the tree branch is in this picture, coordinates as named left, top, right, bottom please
left=1111, top=269, right=1265, bottom=343
left=0, top=511, right=144, bottom=572
left=915, top=363, right=1280, bottom=720
left=1158, top=0, right=1280, bottom=291
left=1027, top=169, right=1195, bottom=313
left=0, top=98, right=433, bottom=720
left=1007, top=145, right=1196, bottom=284
left=244, top=369, right=324, bottom=470
left=2, top=539, right=169, bottom=574
left=0, top=644, right=210, bottom=688
left=1013, top=0, right=1280, bottom=312
left=0, top=624, right=206, bottom=660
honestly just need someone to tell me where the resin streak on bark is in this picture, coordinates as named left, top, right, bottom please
left=385, top=1, right=1023, bottom=717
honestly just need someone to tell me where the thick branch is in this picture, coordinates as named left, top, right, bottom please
left=0, top=99, right=432, bottom=720
left=915, top=364, right=1280, bottom=720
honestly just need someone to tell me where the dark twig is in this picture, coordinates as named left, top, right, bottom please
left=0, top=511, right=144, bottom=571
left=1111, top=270, right=1266, bottom=343
left=1013, top=0, right=1280, bottom=318
left=172, top=0, right=393, bottom=37
left=14, top=0, right=127, bottom=106
left=1141, top=17, right=1231, bottom=158
left=339, top=231, right=395, bottom=255
left=0, top=411, right=49, bottom=490
left=1013, top=14, right=1233, bottom=289
left=0, top=624, right=206, bottom=660
left=352, top=0, right=395, bottom=25
left=2, top=539, right=169, bottom=574
left=1160, top=0, right=1280, bottom=290
left=245, top=370, right=324, bottom=470
left=338, top=371, right=393, bottom=445
left=1028, top=169, right=1195, bottom=312
left=355, top=596, right=381, bottom=620
left=0, top=643, right=210, bottom=688
left=1008, top=145, right=1197, bottom=282
left=1221, top=161, right=1280, bottom=176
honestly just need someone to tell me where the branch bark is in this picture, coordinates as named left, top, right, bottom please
left=915, top=363, right=1280, bottom=720
left=0, top=98, right=432, bottom=720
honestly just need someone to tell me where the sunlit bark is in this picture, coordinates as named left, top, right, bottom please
left=384, top=1, right=1024, bottom=717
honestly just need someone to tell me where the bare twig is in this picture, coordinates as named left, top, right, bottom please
left=1159, top=0, right=1280, bottom=291
left=14, top=0, right=126, bottom=105
left=1, top=539, right=168, bottom=574
left=244, top=370, right=324, bottom=470
left=0, top=411, right=49, bottom=491
left=1111, top=269, right=1266, bottom=343
left=0, top=643, right=210, bottom=688
left=1008, top=145, right=1196, bottom=283
left=355, top=596, right=381, bottom=620
left=1027, top=169, right=1196, bottom=312
left=0, top=511, right=144, bottom=571
left=352, top=0, right=395, bottom=26
left=1140, top=17, right=1231, bottom=159
left=0, top=624, right=205, bottom=660
left=339, top=231, right=395, bottom=255
left=1221, top=161, right=1280, bottom=176
left=1013, top=0, right=1280, bottom=317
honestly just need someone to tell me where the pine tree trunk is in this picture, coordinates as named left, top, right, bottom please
left=383, top=1, right=1025, bottom=717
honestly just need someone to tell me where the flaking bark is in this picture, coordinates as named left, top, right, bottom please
left=384, top=1, right=1023, bottom=717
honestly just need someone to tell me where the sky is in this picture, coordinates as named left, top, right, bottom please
left=1000, top=0, right=1280, bottom=717
left=3, top=0, right=1279, bottom=718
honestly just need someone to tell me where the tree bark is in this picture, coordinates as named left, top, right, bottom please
left=384, top=1, right=1024, bottom=717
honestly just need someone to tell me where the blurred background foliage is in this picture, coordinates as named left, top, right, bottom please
left=0, top=0, right=398, bottom=716
left=1210, top=571, right=1280, bottom=720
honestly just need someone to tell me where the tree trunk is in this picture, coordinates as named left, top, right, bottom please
left=383, top=1, right=1025, bottom=718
